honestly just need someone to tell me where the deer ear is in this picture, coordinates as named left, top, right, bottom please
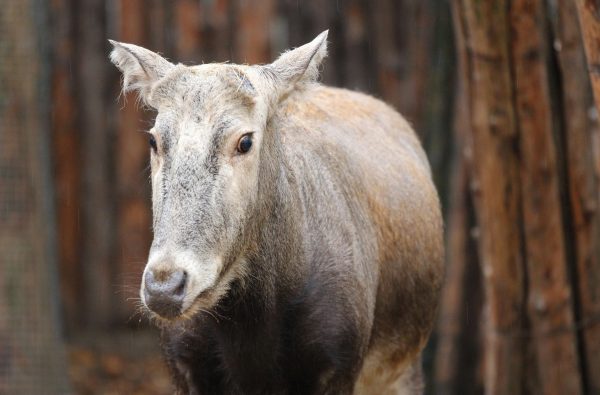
left=263, top=30, right=328, bottom=100
left=109, top=40, right=174, bottom=106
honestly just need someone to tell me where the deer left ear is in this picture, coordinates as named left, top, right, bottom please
left=109, top=40, right=174, bottom=107
left=262, top=30, right=328, bottom=100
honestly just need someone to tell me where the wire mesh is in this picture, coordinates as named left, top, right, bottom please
left=0, top=0, right=70, bottom=393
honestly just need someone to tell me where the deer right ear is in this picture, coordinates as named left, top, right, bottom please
left=259, top=30, right=328, bottom=103
left=109, top=40, right=174, bottom=106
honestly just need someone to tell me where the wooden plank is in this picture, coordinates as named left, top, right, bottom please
left=434, top=3, right=483, bottom=391
left=113, top=0, right=154, bottom=325
left=457, top=0, right=526, bottom=392
left=420, top=0, right=455, bottom=203
left=77, top=0, right=115, bottom=327
left=202, top=0, right=234, bottom=62
left=284, top=0, right=339, bottom=85
left=175, top=0, right=203, bottom=61
left=370, top=0, right=403, bottom=111
left=236, top=0, right=275, bottom=64
left=340, top=0, right=371, bottom=92
left=574, top=0, right=600, bottom=118
left=50, top=0, right=83, bottom=332
left=510, top=1, right=582, bottom=393
left=434, top=159, right=483, bottom=395
left=555, top=1, right=600, bottom=393
left=394, top=0, right=433, bottom=131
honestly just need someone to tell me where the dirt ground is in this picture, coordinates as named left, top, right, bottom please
left=67, top=329, right=173, bottom=395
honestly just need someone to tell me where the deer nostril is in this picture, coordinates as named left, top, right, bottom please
left=145, top=269, right=187, bottom=294
left=173, top=271, right=187, bottom=296
left=143, top=269, right=187, bottom=318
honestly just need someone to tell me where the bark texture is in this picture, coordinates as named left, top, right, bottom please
left=571, top=2, right=600, bottom=393
left=439, top=0, right=600, bottom=393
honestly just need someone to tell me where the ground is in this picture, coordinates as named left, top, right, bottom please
left=68, top=329, right=172, bottom=395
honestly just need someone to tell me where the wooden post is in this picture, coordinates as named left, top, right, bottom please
left=175, top=0, right=204, bottom=61
left=77, top=0, right=116, bottom=327
left=236, top=0, right=275, bottom=64
left=560, top=1, right=600, bottom=393
left=113, top=0, right=154, bottom=325
left=511, top=1, right=582, bottom=393
left=574, top=0, right=600, bottom=117
left=434, top=2, right=483, bottom=392
left=455, top=1, right=526, bottom=393
left=50, top=0, right=83, bottom=332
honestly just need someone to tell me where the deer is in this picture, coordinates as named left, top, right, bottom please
left=109, top=30, right=443, bottom=395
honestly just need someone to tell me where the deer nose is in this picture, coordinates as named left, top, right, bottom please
left=143, top=269, right=187, bottom=318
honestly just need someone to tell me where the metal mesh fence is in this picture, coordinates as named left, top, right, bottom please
left=0, top=0, right=70, bottom=393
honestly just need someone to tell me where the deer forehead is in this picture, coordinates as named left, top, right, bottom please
left=149, top=64, right=259, bottom=112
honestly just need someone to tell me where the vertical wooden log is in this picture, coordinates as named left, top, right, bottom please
left=434, top=2, right=483, bottom=393
left=556, top=1, right=600, bottom=392
left=510, top=1, right=582, bottom=393
left=281, top=0, right=339, bottom=85
left=148, top=0, right=168, bottom=53
left=173, top=0, right=235, bottom=63
left=434, top=160, right=483, bottom=395
left=202, top=0, right=235, bottom=62
left=340, top=0, right=372, bottom=92
left=175, top=0, right=203, bottom=61
left=456, top=0, right=526, bottom=393
left=370, top=0, right=403, bottom=111
left=236, top=0, right=275, bottom=64
left=0, top=0, right=70, bottom=392
left=574, top=0, right=600, bottom=117
left=50, top=0, right=83, bottom=332
left=113, top=0, right=154, bottom=325
left=395, top=0, right=433, bottom=131
left=421, top=0, right=455, bottom=207
left=77, top=0, right=115, bottom=327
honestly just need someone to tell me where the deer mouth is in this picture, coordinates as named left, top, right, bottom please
left=175, top=255, right=247, bottom=322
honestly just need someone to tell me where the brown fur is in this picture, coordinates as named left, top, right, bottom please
left=278, top=86, right=444, bottom=393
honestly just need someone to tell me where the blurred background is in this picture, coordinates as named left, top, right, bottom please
left=2, top=0, right=600, bottom=394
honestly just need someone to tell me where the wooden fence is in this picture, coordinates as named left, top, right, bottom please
left=3, top=0, right=596, bottom=393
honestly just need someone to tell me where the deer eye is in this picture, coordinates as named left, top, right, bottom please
left=237, top=134, right=253, bottom=154
left=149, top=135, right=157, bottom=152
